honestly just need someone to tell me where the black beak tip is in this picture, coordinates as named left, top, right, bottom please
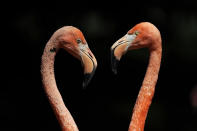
left=111, top=49, right=119, bottom=75
left=112, top=68, right=117, bottom=75
left=82, top=75, right=91, bottom=89
left=82, top=70, right=96, bottom=89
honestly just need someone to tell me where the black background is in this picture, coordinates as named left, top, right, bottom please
left=3, top=1, right=197, bottom=131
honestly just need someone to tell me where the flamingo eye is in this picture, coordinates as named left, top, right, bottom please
left=77, top=39, right=82, bottom=44
left=134, top=31, right=139, bottom=35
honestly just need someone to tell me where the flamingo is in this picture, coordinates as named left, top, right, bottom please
left=111, top=22, right=162, bottom=131
left=41, top=26, right=97, bottom=131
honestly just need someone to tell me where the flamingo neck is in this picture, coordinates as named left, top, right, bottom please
left=41, top=41, right=78, bottom=131
left=129, top=48, right=162, bottom=131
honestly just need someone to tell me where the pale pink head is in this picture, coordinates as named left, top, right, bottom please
left=111, top=22, right=162, bottom=74
left=51, top=26, right=97, bottom=87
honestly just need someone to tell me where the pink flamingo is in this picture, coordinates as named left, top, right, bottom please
left=41, top=26, right=97, bottom=131
left=111, top=22, right=162, bottom=131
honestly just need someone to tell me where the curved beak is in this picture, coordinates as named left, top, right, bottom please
left=110, top=34, right=137, bottom=74
left=79, top=43, right=97, bottom=88
left=111, top=47, right=119, bottom=75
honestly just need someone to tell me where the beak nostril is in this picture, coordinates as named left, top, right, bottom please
left=88, top=52, right=93, bottom=58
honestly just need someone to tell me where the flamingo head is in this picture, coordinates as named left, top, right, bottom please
left=110, top=22, right=161, bottom=74
left=57, top=26, right=97, bottom=88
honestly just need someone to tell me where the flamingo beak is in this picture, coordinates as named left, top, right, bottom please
left=111, top=47, right=119, bottom=74
left=111, top=34, right=137, bottom=74
left=83, top=68, right=96, bottom=88
left=78, top=43, right=97, bottom=88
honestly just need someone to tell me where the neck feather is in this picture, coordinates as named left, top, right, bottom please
left=129, top=47, right=162, bottom=131
left=41, top=41, right=78, bottom=131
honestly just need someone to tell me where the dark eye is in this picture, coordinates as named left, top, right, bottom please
left=76, top=39, right=82, bottom=44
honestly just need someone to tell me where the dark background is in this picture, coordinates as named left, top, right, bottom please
left=3, top=2, right=197, bottom=131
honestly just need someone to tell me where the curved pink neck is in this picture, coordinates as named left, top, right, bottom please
left=41, top=41, right=78, bottom=131
left=128, top=48, right=162, bottom=131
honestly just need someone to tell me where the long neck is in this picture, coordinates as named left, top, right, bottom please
left=128, top=47, right=162, bottom=131
left=41, top=41, right=78, bottom=131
